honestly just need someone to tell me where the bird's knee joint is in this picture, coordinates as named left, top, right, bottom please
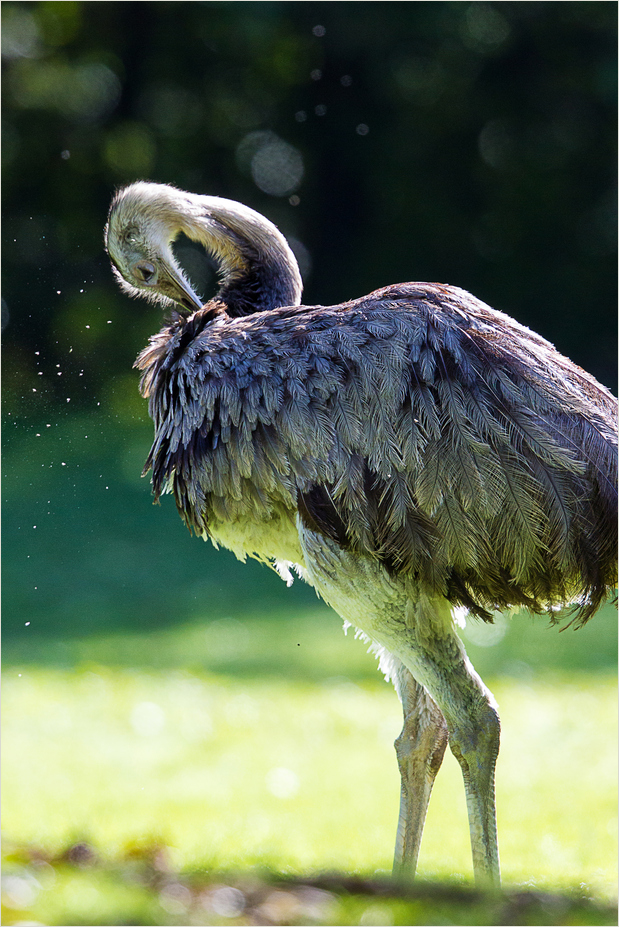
left=394, top=721, right=449, bottom=776
left=449, top=704, right=500, bottom=766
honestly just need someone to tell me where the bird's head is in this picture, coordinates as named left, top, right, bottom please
left=105, top=182, right=204, bottom=313
left=105, top=181, right=303, bottom=316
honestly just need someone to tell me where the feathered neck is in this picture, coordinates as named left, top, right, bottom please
left=111, top=182, right=303, bottom=317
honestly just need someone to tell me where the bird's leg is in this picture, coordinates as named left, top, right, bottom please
left=297, top=528, right=501, bottom=887
left=448, top=703, right=500, bottom=888
left=399, top=597, right=501, bottom=889
left=392, top=662, right=449, bottom=879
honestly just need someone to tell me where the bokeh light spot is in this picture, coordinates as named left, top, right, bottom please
left=237, top=131, right=304, bottom=197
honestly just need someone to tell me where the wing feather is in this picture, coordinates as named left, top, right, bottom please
left=137, top=288, right=617, bottom=622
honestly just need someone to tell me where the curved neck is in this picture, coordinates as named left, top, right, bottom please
left=180, top=193, right=303, bottom=316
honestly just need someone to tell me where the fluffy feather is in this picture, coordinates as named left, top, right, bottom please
left=137, top=283, right=617, bottom=625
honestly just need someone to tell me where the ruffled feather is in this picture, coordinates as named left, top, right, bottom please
left=137, top=282, right=618, bottom=625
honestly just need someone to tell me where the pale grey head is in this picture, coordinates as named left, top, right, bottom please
left=105, top=181, right=303, bottom=316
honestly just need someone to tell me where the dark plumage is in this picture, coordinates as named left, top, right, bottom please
left=106, top=182, right=618, bottom=887
left=137, top=284, right=616, bottom=625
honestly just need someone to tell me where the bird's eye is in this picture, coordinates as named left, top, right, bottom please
left=134, top=261, right=157, bottom=285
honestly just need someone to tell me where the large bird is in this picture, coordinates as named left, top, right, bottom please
left=105, top=181, right=617, bottom=887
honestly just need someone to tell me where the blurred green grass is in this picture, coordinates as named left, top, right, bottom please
left=2, top=411, right=618, bottom=924
left=2, top=663, right=617, bottom=893
left=3, top=858, right=617, bottom=927
left=4, top=856, right=617, bottom=927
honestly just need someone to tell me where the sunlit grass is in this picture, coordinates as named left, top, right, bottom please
left=3, top=415, right=618, bottom=923
left=3, top=655, right=616, bottom=898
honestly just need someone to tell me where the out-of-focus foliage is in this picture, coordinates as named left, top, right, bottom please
left=2, top=1, right=617, bottom=424
left=3, top=850, right=618, bottom=926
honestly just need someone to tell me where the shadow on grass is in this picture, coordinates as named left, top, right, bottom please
left=2, top=839, right=617, bottom=927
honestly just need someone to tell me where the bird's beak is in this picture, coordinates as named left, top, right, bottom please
left=176, top=279, right=204, bottom=313
left=161, top=263, right=204, bottom=313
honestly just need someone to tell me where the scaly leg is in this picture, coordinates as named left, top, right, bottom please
left=298, top=527, right=502, bottom=887
left=447, top=701, right=500, bottom=887
left=397, top=596, right=502, bottom=888
left=392, top=662, right=449, bottom=878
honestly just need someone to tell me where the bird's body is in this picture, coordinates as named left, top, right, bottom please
left=106, top=182, right=618, bottom=887
left=136, top=282, right=616, bottom=624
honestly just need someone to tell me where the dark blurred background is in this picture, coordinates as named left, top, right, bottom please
left=2, top=1, right=617, bottom=662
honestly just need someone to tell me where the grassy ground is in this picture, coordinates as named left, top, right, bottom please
left=3, top=614, right=617, bottom=925
left=3, top=412, right=618, bottom=925
left=7, top=642, right=616, bottom=882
